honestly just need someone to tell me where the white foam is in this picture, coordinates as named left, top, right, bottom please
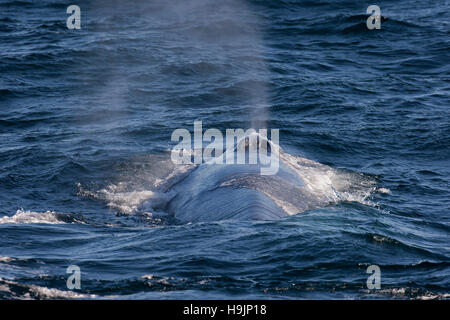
left=28, top=285, right=97, bottom=299
left=418, top=292, right=450, bottom=300
left=280, top=151, right=377, bottom=209
left=0, top=209, right=65, bottom=225
left=100, top=189, right=154, bottom=214
left=76, top=156, right=193, bottom=215
left=373, top=287, right=450, bottom=300
left=78, top=182, right=176, bottom=215
left=0, top=278, right=97, bottom=299
left=217, top=149, right=378, bottom=216
left=78, top=183, right=154, bottom=214
left=0, top=256, right=15, bottom=263
left=0, top=283, right=11, bottom=293
left=377, top=187, right=391, bottom=194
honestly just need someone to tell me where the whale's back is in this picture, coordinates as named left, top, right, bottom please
left=168, top=186, right=288, bottom=223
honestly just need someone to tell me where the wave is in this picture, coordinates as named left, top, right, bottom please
left=0, top=256, right=16, bottom=263
left=269, top=12, right=430, bottom=37
left=77, top=163, right=191, bottom=217
left=0, top=278, right=97, bottom=300
left=0, top=209, right=85, bottom=225
left=78, top=186, right=162, bottom=215
left=363, top=287, right=450, bottom=300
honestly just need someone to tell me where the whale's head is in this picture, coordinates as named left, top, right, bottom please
left=235, top=131, right=274, bottom=155
left=212, top=131, right=281, bottom=176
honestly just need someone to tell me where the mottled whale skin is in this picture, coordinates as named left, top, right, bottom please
left=166, top=134, right=309, bottom=223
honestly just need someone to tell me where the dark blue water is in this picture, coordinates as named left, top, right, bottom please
left=0, top=0, right=449, bottom=299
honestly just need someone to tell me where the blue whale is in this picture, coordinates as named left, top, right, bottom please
left=163, top=133, right=330, bottom=223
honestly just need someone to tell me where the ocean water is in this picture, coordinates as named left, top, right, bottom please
left=0, top=0, right=449, bottom=299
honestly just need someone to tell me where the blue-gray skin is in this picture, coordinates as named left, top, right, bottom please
left=165, top=136, right=317, bottom=223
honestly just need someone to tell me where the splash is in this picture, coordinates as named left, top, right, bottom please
left=0, top=209, right=66, bottom=225
left=0, top=278, right=97, bottom=300
left=78, top=144, right=381, bottom=220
